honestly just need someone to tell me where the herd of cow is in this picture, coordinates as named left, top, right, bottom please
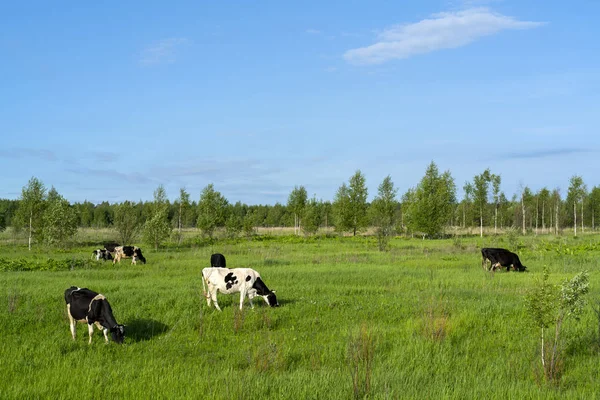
left=69, top=244, right=526, bottom=344
left=68, top=251, right=279, bottom=344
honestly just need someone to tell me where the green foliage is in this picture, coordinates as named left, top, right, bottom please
left=287, top=186, right=307, bottom=234
left=370, top=175, right=398, bottom=251
left=301, top=197, right=322, bottom=236
left=405, top=162, right=456, bottom=237
left=225, top=215, right=243, bottom=238
left=197, top=184, right=229, bottom=238
left=14, top=176, right=47, bottom=249
left=113, top=201, right=140, bottom=244
left=42, top=193, right=78, bottom=247
left=525, top=268, right=590, bottom=384
left=333, top=170, right=368, bottom=236
left=143, top=185, right=172, bottom=250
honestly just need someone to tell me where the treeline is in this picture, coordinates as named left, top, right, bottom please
left=1, top=162, right=599, bottom=249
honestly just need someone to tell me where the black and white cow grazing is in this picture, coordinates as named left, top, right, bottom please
left=481, top=248, right=527, bottom=272
left=103, top=242, right=120, bottom=253
left=201, top=267, right=279, bottom=311
left=210, top=253, right=226, bottom=268
left=64, top=286, right=125, bottom=344
left=91, top=249, right=113, bottom=261
left=113, top=246, right=146, bottom=265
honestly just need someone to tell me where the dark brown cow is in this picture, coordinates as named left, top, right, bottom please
left=481, top=248, right=527, bottom=272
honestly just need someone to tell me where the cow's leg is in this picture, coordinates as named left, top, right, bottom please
left=95, top=322, right=109, bottom=343
left=87, top=323, right=95, bottom=344
left=239, top=288, right=247, bottom=310
left=210, top=289, right=221, bottom=311
left=67, top=305, right=76, bottom=340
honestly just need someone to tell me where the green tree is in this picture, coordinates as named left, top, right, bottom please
left=405, top=162, right=456, bottom=238
left=462, top=182, right=474, bottom=229
left=472, top=169, right=492, bottom=237
left=537, top=188, right=551, bottom=233
left=491, top=174, right=502, bottom=234
left=333, top=170, right=369, bottom=236
left=15, top=177, right=47, bottom=250
left=143, top=185, right=172, bottom=250
left=114, top=201, right=140, bottom=244
left=566, top=176, right=587, bottom=236
left=588, top=186, right=600, bottom=230
left=287, top=186, right=307, bottom=235
left=370, top=175, right=398, bottom=251
left=525, top=269, right=589, bottom=383
left=333, top=183, right=351, bottom=235
left=197, top=184, right=229, bottom=238
left=302, top=196, right=323, bottom=236
left=42, top=188, right=78, bottom=247
left=174, top=187, right=191, bottom=244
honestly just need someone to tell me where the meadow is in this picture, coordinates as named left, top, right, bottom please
left=1, top=231, right=599, bottom=399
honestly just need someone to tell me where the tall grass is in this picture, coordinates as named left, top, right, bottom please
left=0, top=233, right=599, bottom=398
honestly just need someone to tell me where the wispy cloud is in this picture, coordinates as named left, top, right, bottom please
left=507, top=148, right=591, bottom=160
left=66, top=166, right=154, bottom=184
left=139, top=37, right=190, bottom=66
left=344, top=8, right=544, bottom=65
left=0, top=147, right=57, bottom=161
left=306, top=28, right=321, bottom=35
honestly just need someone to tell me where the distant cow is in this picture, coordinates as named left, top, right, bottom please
left=210, top=253, right=226, bottom=268
left=103, top=242, right=120, bottom=253
left=202, top=267, right=279, bottom=311
left=91, top=249, right=113, bottom=261
left=481, top=248, right=527, bottom=272
left=64, top=286, right=125, bottom=344
left=113, top=246, right=146, bottom=265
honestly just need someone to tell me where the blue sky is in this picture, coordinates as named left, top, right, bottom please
left=1, top=1, right=598, bottom=205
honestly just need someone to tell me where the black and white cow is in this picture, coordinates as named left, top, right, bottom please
left=201, top=267, right=279, bottom=311
left=481, top=248, right=527, bottom=272
left=64, top=286, right=125, bottom=344
left=210, top=253, right=226, bottom=268
left=113, top=246, right=146, bottom=265
left=91, top=248, right=113, bottom=261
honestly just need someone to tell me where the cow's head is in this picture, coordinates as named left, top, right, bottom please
left=110, top=324, right=125, bottom=344
left=263, top=291, right=279, bottom=307
left=134, top=249, right=147, bottom=264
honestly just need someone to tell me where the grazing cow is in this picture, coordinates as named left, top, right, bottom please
left=64, top=286, right=125, bottom=344
left=202, top=267, right=279, bottom=311
left=103, top=242, right=120, bottom=253
left=210, top=253, right=226, bottom=268
left=113, top=246, right=146, bottom=265
left=91, top=248, right=113, bottom=261
left=481, top=248, right=527, bottom=272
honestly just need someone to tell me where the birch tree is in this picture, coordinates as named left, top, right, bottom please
left=15, top=177, right=47, bottom=250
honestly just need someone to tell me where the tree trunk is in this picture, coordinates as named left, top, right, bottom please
left=542, top=201, right=545, bottom=233
left=535, top=198, right=539, bottom=236
left=522, top=195, right=526, bottom=235
left=581, top=201, right=584, bottom=233
left=480, top=207, right=483, bottom=237
left=574, top=201, right=577, bottom=237
left=555, top=201, right=559, bottom=235
left=494, top=206, right=497, bottom=235
left=178, top=202, right=182, bottom=244
left=28, top=211, right=33, bottom=251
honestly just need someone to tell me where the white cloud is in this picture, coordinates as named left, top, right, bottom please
left=139, top=37, right=190, bottom=66
left=306, top=29, right=321, bottom=35
left=344, top=8, right=544, bottom=65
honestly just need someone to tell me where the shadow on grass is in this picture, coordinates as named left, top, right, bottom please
left=126, top=319, right=169, bottom=342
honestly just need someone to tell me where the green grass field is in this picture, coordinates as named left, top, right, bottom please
left=1, top=232, right=599, bottom=399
